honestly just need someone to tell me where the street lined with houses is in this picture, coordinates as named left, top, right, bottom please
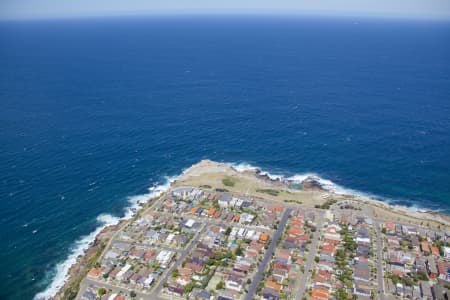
left=76, top=184, right=450, bottom=300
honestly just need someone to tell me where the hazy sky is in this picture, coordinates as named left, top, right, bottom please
left=1, top=0, right=450, bottom=20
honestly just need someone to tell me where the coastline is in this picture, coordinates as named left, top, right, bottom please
left=40, top=159, right=450, bottom=300
left=50, top=220, right=126, bottom=300
left=36, top=179, right=179, bottom=300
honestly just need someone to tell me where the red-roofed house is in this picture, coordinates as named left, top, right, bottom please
left=421, top=241, right=430, bottom=254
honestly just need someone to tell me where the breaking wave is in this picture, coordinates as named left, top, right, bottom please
left=229, top=161, right=435, bottom=211
left=34, top=175, right=180, bottom=300
left=35, top=160, right=438, bottom=299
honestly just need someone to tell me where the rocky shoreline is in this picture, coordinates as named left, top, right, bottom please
left=52, top=221, right=127, bottom=300
left=52, top=159, right=450, bottom=299
left=234, top=162, right=450, bottom=226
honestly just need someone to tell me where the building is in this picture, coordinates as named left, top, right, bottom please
left=427, top=258, right=438, bottom=279
left=218, top=194, right=232, bottom=208
left=225, top=275, right=243, bottom=292
left=444, top=247, right=450, bottom=259
left=116, top=264, right=131, bottom=281
left=184, top=219, right=196, bottom=228
left=420, top=281, right=433, bottom=300
left=156, top=250, right=174, bottom=267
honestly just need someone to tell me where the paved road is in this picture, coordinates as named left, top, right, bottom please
left=78, top=222, right=208, bottom=300
left=78, top=278, right=149, bottom=300
left=96, top=197, right=162, bottom=264
left=244, top=208, right=292, bottom=300
left=364, top=204, right=385, bottom=300
left=179, top=213, right=276, bottom=234
left=295, top=211, right=325, bottom=300
left=375, top=221, right=385, bottom=300
left=131, top=242, right=184, bottom=254
left=153, top=222, right=209, bottom=298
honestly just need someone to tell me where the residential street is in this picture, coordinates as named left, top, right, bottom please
left=375, top=220, right=385, bottom=300
left=153, top=222, right=209, bottom=297
left=78, top=223, right=208, bottom=300
left=244, top=208, right=292, bottom=300
left=78, top=278, right=149, bottom=300
left=295, top=211, right=325, bottom=300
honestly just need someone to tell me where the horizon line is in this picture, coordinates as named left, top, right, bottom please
left=1, top=10, right=450, bottom=22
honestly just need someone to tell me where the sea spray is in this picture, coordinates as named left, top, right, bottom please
left=229, top=162, right=431, bottom=210
left=34, top=175, right=179, bottom=300
left=124, top=175, right=179, bottom=219
left=35, top=161, right=438, bottom=299
left=33, top=214, right=120, bottom=300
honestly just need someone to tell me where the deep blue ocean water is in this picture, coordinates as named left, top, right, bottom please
left=0, top=15, right=449, bottom=299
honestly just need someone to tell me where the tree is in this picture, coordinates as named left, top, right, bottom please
left=130, top=291, right=137, bottom=298
left=225, top=227, right=232, bottom=236
left=98, top=288, right=106, bottom=296
left=402, top=277, right=414, bottom=287
left=337, top=288, right=348, bottom=299
left=216, top=281, right=225, bottom=290
left=64, top=287, right=78, bottom=300
left=417, top=271, right=428, bottom=281
left=390, top=274, right=401, bottom=285
left=184, top=282, right=195, bottom=294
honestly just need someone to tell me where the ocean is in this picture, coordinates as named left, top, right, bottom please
left=0, top=15, right=449, bottom=299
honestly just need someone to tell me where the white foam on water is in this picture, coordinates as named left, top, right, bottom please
left=229, top=161, right=428, bottom=211
left=259, top=171, right=285, bottom=181
left=286, top=174, right=314, bottom=182
left=34, top=174, right=179, bottom=300
left=34, top=214, right=120, bottom=300
left=36, top=161, right=436, bottom=300
left=402, top=204, right=428, bottom=213
left=124, top=175, right=179, bottom=220
left=230, top=162, right=259, bottom=172
left=230, top=162, right=284, bottom=181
